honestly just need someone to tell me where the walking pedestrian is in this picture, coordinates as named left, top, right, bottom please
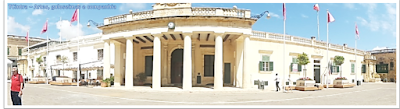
left=10, top=69, right=24, bottom=105
left=275, top=73, right=280, bottom=92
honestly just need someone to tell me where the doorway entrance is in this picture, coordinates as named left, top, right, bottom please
left=170, top=49, right=184, bottom=85
left=224, top=63, right=231, bottom=84
left=314, top=60, right=321, bottom=83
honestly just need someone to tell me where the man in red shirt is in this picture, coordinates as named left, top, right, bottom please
left=11, top=69, right=24, bottom=105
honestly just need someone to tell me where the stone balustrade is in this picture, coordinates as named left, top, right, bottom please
left=26, top=36, right=102, bottom=54
left=103, top=7, right=251, bottom=26
left=251, top=31, right=367, bottom=55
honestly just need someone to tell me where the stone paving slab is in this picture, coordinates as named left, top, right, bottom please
left=6, top=83, right=397, bottom=106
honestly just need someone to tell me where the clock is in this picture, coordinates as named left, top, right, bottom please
left=168, top=22, right=175, bottom=29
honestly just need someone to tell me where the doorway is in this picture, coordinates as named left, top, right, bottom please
left=314, top=60, right=321, bottom=83
left=170, top=49, right=183, bottom=85
left=224, top=63, right=231, bottom=84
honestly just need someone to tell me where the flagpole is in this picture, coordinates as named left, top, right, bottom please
left=46, top=19, right=49, bottom=84
left=326, top=9, right=329, bottom=89
left=317, top=10, right=320, bottom=41
left=77, top=8, right=80, bottom=87
left=27, top=29, right=30, bottom=80
left=355, top=22, right=358, bottom=86
left=282, top=3, right=286, bottom=93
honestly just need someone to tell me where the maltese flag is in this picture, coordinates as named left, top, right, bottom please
left=327, top=11, right=335, bottom=23
left=313, top=4, right=319, bottom=11
left=356, top=23, right=359, bottom=39
left=41, top=20, right=48, bottom=34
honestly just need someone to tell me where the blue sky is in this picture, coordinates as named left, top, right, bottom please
left=7, top=3, right=397, bottom=51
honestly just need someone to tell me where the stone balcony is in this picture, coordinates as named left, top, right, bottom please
left=103, top=7, right=251, bottom=26
left=251, top=31, right=367, bottom=55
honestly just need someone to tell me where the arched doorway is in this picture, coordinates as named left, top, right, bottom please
left=170, top=49, right=183, bottom=85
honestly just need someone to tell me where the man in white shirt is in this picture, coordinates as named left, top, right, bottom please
left=275, top=73, right=280, bottom=92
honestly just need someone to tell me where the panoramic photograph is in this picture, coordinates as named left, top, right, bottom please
left=3, top=1, right=398, bottom=108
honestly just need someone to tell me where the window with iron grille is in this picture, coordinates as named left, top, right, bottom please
left=98, top=49, right=103, bottom=60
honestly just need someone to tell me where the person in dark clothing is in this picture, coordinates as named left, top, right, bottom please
left=275, top=73, right=280, bottom=92
left=10, top=70, right=24, bottom=105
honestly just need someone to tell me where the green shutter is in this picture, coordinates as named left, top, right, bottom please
left=330, top=65, right=333, bottom=73
left=262, top=55, right=270, bottom=62
left=259, top=61, right=263, bottom=71
left=336, top=66, right=340, bottom=73
left=290, top=63, right=293, bottom=72
left=269, top=62, right=273, bottom=71
left=7, top=48, right=9, bottom=55
left=18, top=49, right=22, bottom=56
left=298, top=64, right=302, bottom=72
left=351, top=64, right=355, bottom=73
left=362, top=65, right=366, bottom=73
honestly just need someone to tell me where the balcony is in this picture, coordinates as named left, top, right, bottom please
left=103, top=7, right=251, bottom=26
left=17, top=55, right=28, bottom=61
left=364, top=55, right=376, bottom=60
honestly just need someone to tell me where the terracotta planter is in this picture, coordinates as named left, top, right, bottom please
left=101, top=82, right=109, bottom=87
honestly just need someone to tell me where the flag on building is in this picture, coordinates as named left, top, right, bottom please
left=356, top=23, right=359, bottom=39
left=313, top=4, right=319, bottom=11
left=283, top=3, right=286, bottom=21
left=41, top=20, right=48, bottom=34
left=70, top=9, right=78, bottom=25
left=25, top=31, right=29, bottom=42
left=328, top=11, right=335, bottom=23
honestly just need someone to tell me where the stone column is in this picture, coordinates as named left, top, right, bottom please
left=125, top=38, right=134, bottom=88
left=214, top=33, right=224, bottom=90
left=242, top=35, right=251, bottom=89
left=235, top=37, right=244, bottom=88
left=112, top=40, right=123, bottom=87
left=152, top=34, right=162, bottom=89
left=103, top=40, right=111, bottom=80
left=183, top=33, right=192, bottom=90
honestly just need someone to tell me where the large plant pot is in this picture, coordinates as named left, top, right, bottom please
left=333, top=80, right=349, bottom=85
left=101, top=82, right=109, bottom=87
left=295, top=80, right=316, bottom=91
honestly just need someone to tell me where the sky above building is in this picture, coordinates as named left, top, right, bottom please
left=7, top=3, right=397, bottom=51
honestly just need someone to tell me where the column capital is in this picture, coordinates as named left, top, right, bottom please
left=152, top=33, right=163, bottom=37
left=182, top=33, right=193, bottom=36
left=110, top=40, right=124, bottom=45
left=214, top=33, right=225, bottom=37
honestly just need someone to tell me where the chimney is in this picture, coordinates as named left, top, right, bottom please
left=311, top=36, right=316, bottom=40
left=343, top=43, right=347, bottom=47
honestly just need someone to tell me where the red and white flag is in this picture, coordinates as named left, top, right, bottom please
left=355, top=23, right=359, bottom=39
left=25, top=31, right=29, bottom=42
left=327, top=11, right=335, bottom=23
left=283, top=3, right=286, bottom=21
left=41, top=20, right=48, bottom=34
left=70, top=9, right=78, bottom=25
left=313, top=4, right=319, bottom=11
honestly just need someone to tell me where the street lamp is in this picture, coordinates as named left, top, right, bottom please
left=87, top=20, right=103, bottom=28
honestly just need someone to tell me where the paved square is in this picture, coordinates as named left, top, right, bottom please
left=6, top=83, right=397, bottom=105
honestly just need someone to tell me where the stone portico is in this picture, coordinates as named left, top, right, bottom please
left=99, top=3, right=255, bottom=90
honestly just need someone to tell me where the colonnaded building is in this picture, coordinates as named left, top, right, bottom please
left=18, top=3, right=380, bottom=90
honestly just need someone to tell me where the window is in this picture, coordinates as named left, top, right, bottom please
left=390, top=62, right=394, bottom=70
left=330, top=62, right=339, bottom=73
left=43, top=57, right=46, bottom=63
left=18, top=48, right=22, bottom=56
left=376, top=63, right=388, bottom=73
left=97, top=70, right=103, bottom=80
left=98, top=49, right=103, bottom=60
left=351, top=63, right=355, bottom=73
left=290, top=57, right=301, bottom=72
left=204, top=55, right=215, bottom=77
left=7, top=47, right=9, bottom=55
left=56, top=55, right=61, bottom=60
left=362, top=64, right=366, bottom=73
left=145, top=56, right=153, bottom=76
left=259, top=55, right=273, bottom=71
left=73, top=52, right=77, bottom=62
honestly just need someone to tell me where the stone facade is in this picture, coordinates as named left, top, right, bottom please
left=370, top=49, right=396, bottom=82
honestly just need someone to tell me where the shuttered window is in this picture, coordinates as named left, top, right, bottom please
left=204, top=55, right=215, bottom=77
left=259, top=55, right=273, bottom=71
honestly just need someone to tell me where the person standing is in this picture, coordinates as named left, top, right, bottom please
left=275, top=73, right=280, bottom=92
left=11, top=69, right=24, bottom=105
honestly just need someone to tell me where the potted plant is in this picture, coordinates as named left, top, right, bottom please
left=298, top=77, right=313, bottom=80
left=298, top=52, right=310, bottom=78
left=334, top=56, right=345, bottom=77
left=110, top=75, right=114, bottom=86
left=134, top=73, right=147, bottom=86
left=101, top=78, right=110, bottom=87
left=335, top=77, right=347, bottom=80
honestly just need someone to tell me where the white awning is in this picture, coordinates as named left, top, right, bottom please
left=7, top=59, right=13, bottom=64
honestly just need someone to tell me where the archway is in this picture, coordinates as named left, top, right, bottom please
left=170, top=49, right=183, bottom=85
